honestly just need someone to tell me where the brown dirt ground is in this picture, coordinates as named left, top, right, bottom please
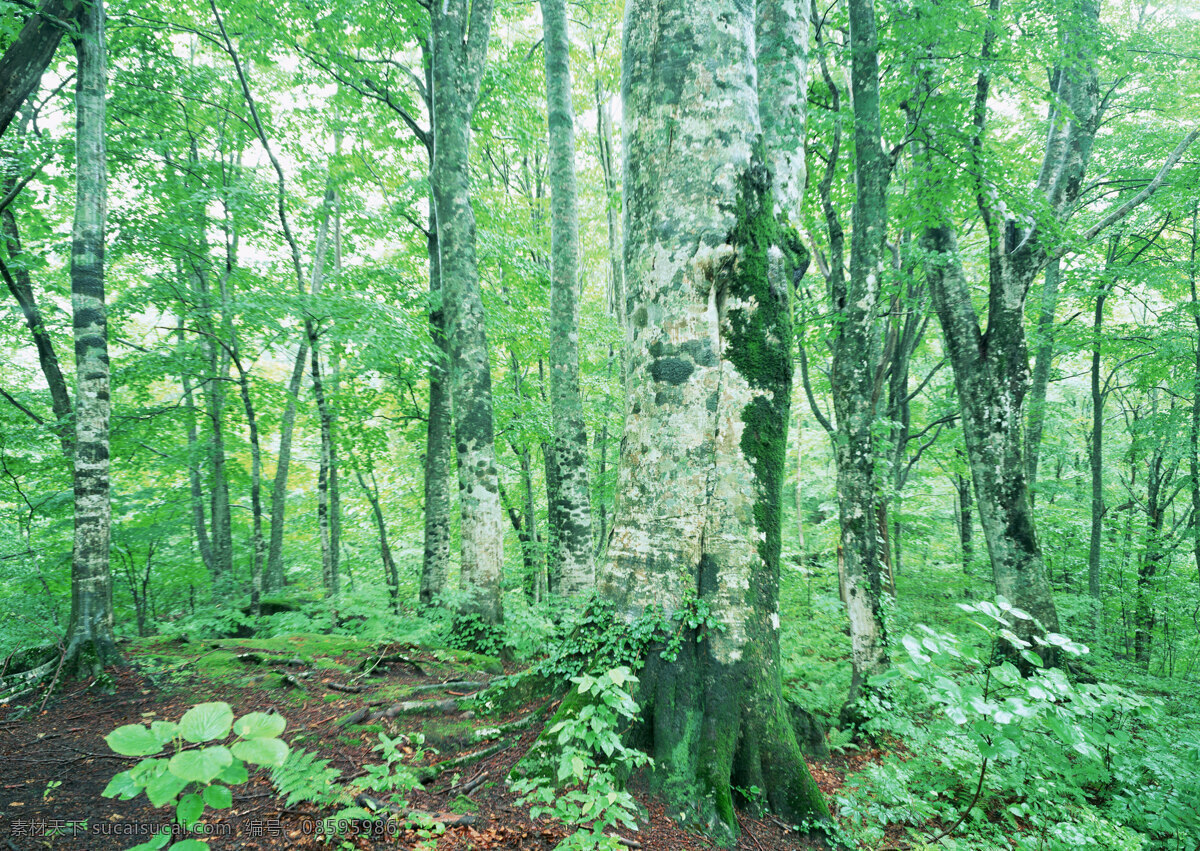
left=0, top=643, right=863, bottom=851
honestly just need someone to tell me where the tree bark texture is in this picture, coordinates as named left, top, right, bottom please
left=601, top=0, right=827, bottom=833
left=541, top=0, right=594, bottom=597
left=64, top=0, right=119, bottom=673
left=430, top=0, right=503, bottom=625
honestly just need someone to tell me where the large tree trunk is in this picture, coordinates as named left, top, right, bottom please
left=835, top=0, right=891, bottom=710
left=600, top=0, right=826, bottom=834
left=63, top=0, right=119, bottom=675
left=430, top=0, right=503, bottom=625
left=421, top=215, right=453, bottom=605
left=541, top=0, right=594, bottom=597
left=0, top=0, right=81, bottom=138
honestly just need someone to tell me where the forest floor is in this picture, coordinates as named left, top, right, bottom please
left=0, top=635, right=876, bottom=850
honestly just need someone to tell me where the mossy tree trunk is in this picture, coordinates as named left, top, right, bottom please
left=0, top=0, right=81, bottom=138
left=64, top=0, right=120, bottom=676
left=430, top=0, right=503, bottom=625
left=601, top=0, right=827, bottom=834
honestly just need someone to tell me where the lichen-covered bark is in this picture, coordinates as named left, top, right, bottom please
left=541, top=0, right=594, bottom=597
left=1025, top=259, right=1060, bottom=498
left=601, top=0, right=826, bottom=833
left=431, top=0, right=503, bottom=625
left=835, top=0, right=891, bottom=708
left=64, top=0, right=119, bottom=674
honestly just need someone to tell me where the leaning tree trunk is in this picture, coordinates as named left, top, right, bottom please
left=63, top=0, right=119, bottom=676
left=0, top=0, right=82, bottom=138
left=600, top=0, right=827, bottom=834
left=835, top=0, right=891, bottom=712
left=541, top=0, right=594, bottom=597
left=430, top=0, right=503, bottom=626
left=1, top=205, right=74, bottom=457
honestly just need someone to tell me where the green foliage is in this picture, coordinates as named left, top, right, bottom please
left=103, top=702, right=287, bottom=849
left=834, top=598, right=1200, bottom=850
left=270, top=747, right=346, bottom=808
left=511, top=667, right=652, bottom=850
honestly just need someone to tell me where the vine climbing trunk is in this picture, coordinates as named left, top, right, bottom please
left=64, top=0, right=119, bottom=675
left=600, top=0, right=827, bottom=834
left=430, top=0, right=503, bottom=625
left=541, top=0, right=594, bottom=597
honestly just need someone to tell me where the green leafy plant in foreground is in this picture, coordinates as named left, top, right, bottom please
left=836, top=597, right=1198, bottom=850
left=102, top=701, right=288, bottom=850
left=511, top=666, right=652, bottom=851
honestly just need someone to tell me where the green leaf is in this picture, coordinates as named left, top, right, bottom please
left=146, top=771, right=189, bottom=807
left=176, top=792, right=204, bottom=828
left=126, top=832, right=171, bottom=851
left=216, top=760, right=248, bottom=785
left=203, top=784, right=233, bottom=809
left=233, top=711, right=286, bottom=739
left=102, top=769, right=142, bottom=800
left=169, top=746, right=233, bottom=784
left=178, top=702, right=234, bottom=743
left=106, top=724, right=164, bottom=756
left=231, top=737, right=288, bottom=766
left=150, top=721, right=180, bottom=745
left=167, top=841, right=209, bottom=851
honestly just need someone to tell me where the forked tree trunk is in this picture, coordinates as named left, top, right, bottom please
left=63, top=0, right=119, bottom=675
left=601, top=0, right=826, bottom=834
left=541, top=0, right=594, bottom=597
left=430, top=0, right=503, bottom=625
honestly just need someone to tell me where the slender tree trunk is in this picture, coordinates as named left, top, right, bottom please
left=63, top=0, right=119, bottom=674
left=422, top=213, right=453, bottom=605
left=1026, top=258, right=1061, bottom=498
left=541, top=0, right=594, bottom=597
left=265, top=184, right=335, bottom=591
left=601, top=0, right=827, bottom=833
left=1088, top=278, right=1113, bottom=600
left=266, top=340, right=308, bottom=590
left=0, top=206, right=73, bottom=456
left=835, top=0, right=891, bottom=710
left=430, top=0, right=503, bottom=625
left=956, top=468, right=974, bottom=574
left=178, top=321, right=215, bottom=577
left=311, top=341, right=338, bottom=599
left=1189, top=202, right=1200, bottom=586
left=356, top=466, right=399, bottom=611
